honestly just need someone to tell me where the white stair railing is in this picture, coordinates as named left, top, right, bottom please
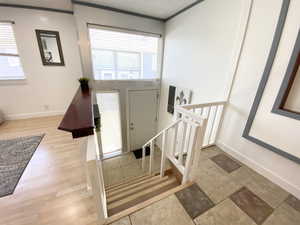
left=142, top=119, right=182, bottom=176
left=142, top=101, right=226, bottom=185
left=175, top=101, right=226, bottom=148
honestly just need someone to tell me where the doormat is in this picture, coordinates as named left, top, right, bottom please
left=133, top=146, right=150, bottom=159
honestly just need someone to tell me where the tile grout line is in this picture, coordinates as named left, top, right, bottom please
left=275, top=195, right=290, bottom=210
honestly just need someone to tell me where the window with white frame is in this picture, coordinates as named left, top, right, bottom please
left=88, top=26, right=160, bottom=80
left=0, top=22, right=25, bottom=80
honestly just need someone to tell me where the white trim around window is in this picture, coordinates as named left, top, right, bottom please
left=87, top=24, right=163, bottom=81
left=0, top=21, right=25, bottom=80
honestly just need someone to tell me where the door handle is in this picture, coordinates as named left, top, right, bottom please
left=130, top=122, right=134, bottom=130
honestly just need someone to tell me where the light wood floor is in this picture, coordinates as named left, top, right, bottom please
left=0, top=116, right=97, bottom=225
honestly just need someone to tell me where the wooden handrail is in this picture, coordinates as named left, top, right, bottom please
left=143, top=119, right=182, bottom=147
left=179, top=101, right=226, bottom=110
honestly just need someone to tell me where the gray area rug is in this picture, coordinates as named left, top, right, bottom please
left=0, top=134, right=44, bottom=198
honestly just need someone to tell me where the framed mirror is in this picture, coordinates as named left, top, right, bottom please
left=35, top=30, right=65, bottom=66
left=272, top=30, right=300, bottom=120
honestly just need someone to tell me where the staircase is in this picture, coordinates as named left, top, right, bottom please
left=105, top=171, right=180, bottom=216
left=87, top=101, right=226, bottom=224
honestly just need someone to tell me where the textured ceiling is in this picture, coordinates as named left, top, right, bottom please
left=0, top=0, right=199, bottom=19
left=78, top=0, right=198, bottom=19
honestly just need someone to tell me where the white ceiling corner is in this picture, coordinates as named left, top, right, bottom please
left=0, top=0, right=199, bottom=19
left=78, top=0, right=198, bottom=19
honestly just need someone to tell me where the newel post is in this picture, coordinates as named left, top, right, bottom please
left=189, top=119, right=208, bottom=181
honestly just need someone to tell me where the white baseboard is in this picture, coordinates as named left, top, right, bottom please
left=216, top=141, right=300, bottom=199
left=5, top=110, right=65, bottom=120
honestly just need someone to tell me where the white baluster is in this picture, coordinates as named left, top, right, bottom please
left=208, top=106, right=218, bottom=145
left=204, top=107, right=211, bottom=146
left=160, top=131, right=167, bottom=178
left=149, top=140, right=154, bottom=175
left=182, top=124, right=198, bottom=184
left=179, top=121, right=187, bottom=165
left=181, top=118, right=192, bottom=165
left=172, top=123, right=178, bottom=157
left=199, top=107, right=203, bottom=116
left=207, top=106, right=211, bottom=119
left=142, top=145, right=146, bottom=170
left=214, top=104, right=225, bottom=145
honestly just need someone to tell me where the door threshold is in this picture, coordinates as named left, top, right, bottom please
left=102, top=150, right=122, bottom=160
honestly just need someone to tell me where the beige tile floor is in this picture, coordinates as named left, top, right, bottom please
left=109, top=146, right=300, bottom=225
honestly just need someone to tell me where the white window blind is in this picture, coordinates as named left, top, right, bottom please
left=0, top=22, right=25, bottom=80
left=88, top=27, right=160, bottom=80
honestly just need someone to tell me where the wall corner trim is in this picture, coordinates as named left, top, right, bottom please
left=165, top=0, right=205, bottom=21
left=72, top=0, right=165, bottom=22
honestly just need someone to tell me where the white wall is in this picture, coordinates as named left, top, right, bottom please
left=0, top=7, right=83, bottom=119
left=73, top=4, right=165, bottom=151
left=158, top=0, right=245, bottom=130
left=218, top=0, right=300, bottom=198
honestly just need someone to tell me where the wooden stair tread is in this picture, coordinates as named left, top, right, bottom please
left=107, top=175, right=170, bottom=203
left=107, top=177, right=179, bottom=216
left=107, top=175, right=166, bottom=197
left=106, top=169, right=171, bottom=193
left=108, top=177, right=178, bottom=209
left=105, top=174, right=153, bottom=191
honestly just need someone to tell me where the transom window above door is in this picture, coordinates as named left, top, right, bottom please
left=88, top=26, right=160, bottom=80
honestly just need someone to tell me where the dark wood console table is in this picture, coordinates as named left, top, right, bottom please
left=58, top=87, right=95, bottom=138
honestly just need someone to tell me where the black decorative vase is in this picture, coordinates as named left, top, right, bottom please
left=80, top=82, right=89, bottom=91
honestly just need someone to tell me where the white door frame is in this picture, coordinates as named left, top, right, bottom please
left=126, top=88, right=160, bottom=152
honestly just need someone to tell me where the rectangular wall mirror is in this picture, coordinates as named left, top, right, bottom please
left=35, top=30, right=65, bottom=66
left=272, top=30, right=300, bottom=120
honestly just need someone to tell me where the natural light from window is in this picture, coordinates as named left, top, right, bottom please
left=0, top=22, right=25, bottom=80
left=88, top=27, right=160, bottom=80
